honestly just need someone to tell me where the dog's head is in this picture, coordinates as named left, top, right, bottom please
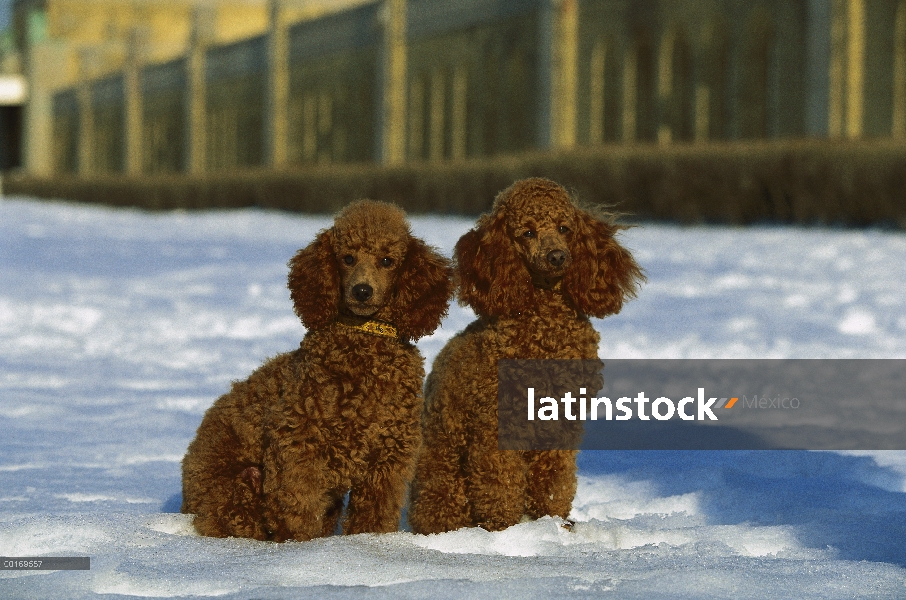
left=288, top=200, right=453, bottom=342
left=455, top=177, right=644, bottom=318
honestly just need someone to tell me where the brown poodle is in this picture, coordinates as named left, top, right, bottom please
left=181, top=200, right=453, bottom=541
left=408, top=177, right=643, bottom=534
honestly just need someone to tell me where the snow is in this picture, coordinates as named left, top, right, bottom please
left=1, top=196, right=906, bottom=599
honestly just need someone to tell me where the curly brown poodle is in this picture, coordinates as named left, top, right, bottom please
left=408, top=177, right=643, bottom=534
left=181, top=200, right=453, bottom=541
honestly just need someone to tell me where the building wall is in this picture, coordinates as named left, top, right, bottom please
left=90, top=74, right=124, bottom=173
left=863, top=0, right=899, bottom=136
left=406, top=1, right=540, bottom=160
left=575, top=0, right=813, bottom=146
left=287, top=2, right=380, bottom=165
left=205, top=35, right=266, bottom=170
left=19, top=0, right=906, bottom=179
left=0, top=104, right=24, bottom=169
left=50, top=87, right=76, bottom=172
left=141, top=59, right=185, bottom=173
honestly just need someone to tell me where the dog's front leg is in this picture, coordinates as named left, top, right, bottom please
left=344, top=466, right=408, bottom=535
left=262, top=444, right=333, bottom=542
left=465, top=437, right=527, bottom=531
left=408, top=412, right=471, bottom=534
left=524, top=449, right=578, bottom=521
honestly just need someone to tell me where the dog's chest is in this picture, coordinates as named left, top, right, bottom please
left=285, top=330, right=423, bottom=453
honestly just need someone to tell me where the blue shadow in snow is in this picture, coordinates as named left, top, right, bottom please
left=162, top=492, right=183, bottom=513
left=578, top=450, right=906, bottom=566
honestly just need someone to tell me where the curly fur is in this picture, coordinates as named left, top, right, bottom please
left=408, top=178, right=644, bottom=534
left=181, top=200, right=453, bottom=541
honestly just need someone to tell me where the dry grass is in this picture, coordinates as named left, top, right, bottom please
left=6, top=138, right=906, bottom=227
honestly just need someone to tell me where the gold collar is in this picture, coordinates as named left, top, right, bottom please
left=336, top=317, right=399, bottom=339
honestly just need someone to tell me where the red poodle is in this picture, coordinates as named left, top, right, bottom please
left=408, top=177, right=643, bottom=534
left=182, top=200, right=453, bottom=541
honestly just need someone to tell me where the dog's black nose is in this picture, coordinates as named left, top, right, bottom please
left=547, top=249, right=566, bottom=268
left=352, top=284, right=373, bottom=302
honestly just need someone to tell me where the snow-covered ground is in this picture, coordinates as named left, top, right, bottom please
left=1, top=196, right=905, bottom=599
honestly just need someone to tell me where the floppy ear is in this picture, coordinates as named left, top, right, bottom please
left=455, top=211, right=535, bottom=317
left=562, top=210, right=644, bottom=318
left=287, top=228, right=340, bottom=330
left=388, top=237, right=454, bottom=342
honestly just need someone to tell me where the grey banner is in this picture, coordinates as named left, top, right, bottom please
left=497, top=360, right=906, bottom=450
left=1, top=557, right=90, bottom=570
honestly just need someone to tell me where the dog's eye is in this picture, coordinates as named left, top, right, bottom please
left=558, top=225, right=571, bottom=234
left=342, top=255, right=355, bottom=265
left=523, top=230, right=536, bottom=238
left=380, top=257, right=395, bottom=267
